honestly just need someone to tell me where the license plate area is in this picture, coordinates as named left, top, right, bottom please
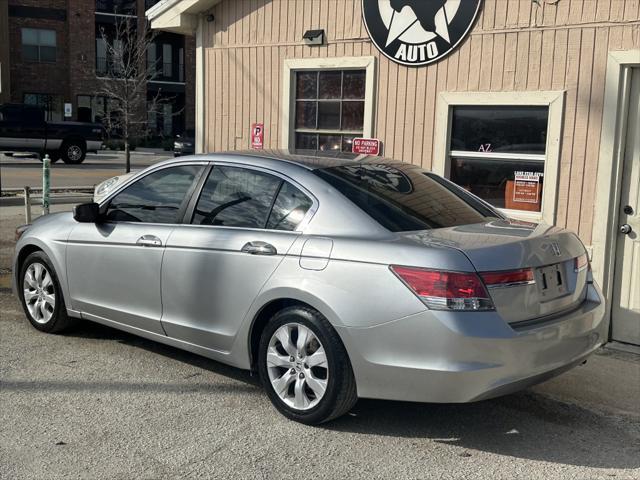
left=536, top=263, right=568, bottom=300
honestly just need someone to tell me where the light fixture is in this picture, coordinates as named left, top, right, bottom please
left=303, top=29, right=325, bottom=46
left=206, top=14, right=215, bottom=22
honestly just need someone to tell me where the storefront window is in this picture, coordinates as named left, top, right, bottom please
left=293, top=69, right=365, bottom=153
left=448, top=106, right=548, bottom=213
left=77, top=95, right=108, bottom=123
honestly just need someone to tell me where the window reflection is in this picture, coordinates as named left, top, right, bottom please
left=106, top=165, right=200, bottom=223
left=192, top=166, right=281, bottom=228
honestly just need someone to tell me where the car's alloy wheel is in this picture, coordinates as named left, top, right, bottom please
left=266, top=323, right=329, bottom=410
left=258, top=306, right=357, bottom=424
left=19, top=251, right=76, bottom=333
left=67, top=145, right=82, bottom=162
left=23, top=262, right=56, bottom=324
left=60, top=140, right=86, bottom=164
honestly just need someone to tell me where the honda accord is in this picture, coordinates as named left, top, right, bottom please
left=13, top=151, right=606, bottom=424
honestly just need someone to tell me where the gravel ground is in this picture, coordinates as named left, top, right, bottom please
left=1, top=292, right=639, bottom=480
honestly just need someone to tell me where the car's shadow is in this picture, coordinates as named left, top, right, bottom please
left=66, top=319, right=640, bottom=470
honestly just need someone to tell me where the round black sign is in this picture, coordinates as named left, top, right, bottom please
left=362, top=0, right=483, bottom=67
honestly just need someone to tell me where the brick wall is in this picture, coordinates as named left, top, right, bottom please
left=184, top=34, right=195, bottom=131
left=0, top=0, right=10, bottom=104
left=7, top=0, right=195, bottom=131
left=8, top=0, right=70, bottom=105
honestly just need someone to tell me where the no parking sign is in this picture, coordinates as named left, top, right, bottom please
left=251, top=123, right=264, bottom=149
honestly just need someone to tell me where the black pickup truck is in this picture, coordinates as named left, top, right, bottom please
left=0, top=103, right=104, bottom=164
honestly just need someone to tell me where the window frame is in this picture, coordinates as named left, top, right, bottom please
left=184, top=162, right=319, bottom=233
left=281, top=57, right=376, bottom=151
left=433, top=91, right=565, bottom=225
left=21, top=28, right=57, bottom=64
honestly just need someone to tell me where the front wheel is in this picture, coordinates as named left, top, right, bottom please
left=19, top=251, right=77, bottom=333
left=258, top=306, right=357, bottom=424
left=60, top=140, right=86, bottom=164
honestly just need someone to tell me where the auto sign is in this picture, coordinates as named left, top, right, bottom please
left=362, top=0, right=482, bottom=67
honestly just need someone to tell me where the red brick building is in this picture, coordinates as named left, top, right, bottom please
left=5, top=0, right=195, bottom=136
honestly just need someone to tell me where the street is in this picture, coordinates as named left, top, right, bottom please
left=0, top=150, right=171, bottom=190
left=0, top=290, right=639, bottom=479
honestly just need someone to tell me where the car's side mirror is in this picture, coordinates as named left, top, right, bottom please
left=73, top=202, right=101, bottom=223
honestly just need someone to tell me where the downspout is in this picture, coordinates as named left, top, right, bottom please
left=195, top=14, right=206, bottom=154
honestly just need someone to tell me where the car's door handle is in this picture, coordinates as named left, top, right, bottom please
left=241, top=241, right=277, bottom=255
left=136, top=235, right=162, bottom=247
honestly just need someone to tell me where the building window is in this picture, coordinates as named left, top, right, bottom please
left=78, top=95, right=108, bottom=123
left=24, top=93, right=62, bottom=121
left=293, top=70, right=365, bottom=152
left=21, top=28, right=56, bottom=63
left=433, top=91, right=565, bottom=224
left=96, top=0, right=137, bottom=16
left=282, top=57, right=376, bottom=152
left=449, top=106, right=548, bottom=213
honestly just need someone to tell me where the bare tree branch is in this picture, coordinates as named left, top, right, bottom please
left=97, top=14, right=182, bottom=172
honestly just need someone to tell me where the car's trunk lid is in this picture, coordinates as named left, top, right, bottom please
left=399, top=219, right=589, bottom=324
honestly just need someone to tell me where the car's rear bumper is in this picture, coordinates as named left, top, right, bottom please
left=338, top=282, right=607, bottom=403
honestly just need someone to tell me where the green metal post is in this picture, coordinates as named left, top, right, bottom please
left=42, top=154, right=51, bottom=215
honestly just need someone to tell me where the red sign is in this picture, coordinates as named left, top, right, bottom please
left=251, top=123, right=264, bottom=149
left=352, top=138, right=381, bottom=155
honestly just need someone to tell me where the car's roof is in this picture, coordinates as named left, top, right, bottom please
left=184, top=149, right=404, bottom=171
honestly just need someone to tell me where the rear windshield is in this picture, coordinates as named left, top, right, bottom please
left=314, top=163, right=497, bottom=232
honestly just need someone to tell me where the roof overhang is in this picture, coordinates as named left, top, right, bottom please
left=146, top=0, right=222, bottom=36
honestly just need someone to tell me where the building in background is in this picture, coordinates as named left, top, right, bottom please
left=4, top=0, right=195, bottom=137
left=148, top=0, right=640, bottom=348
left=0, top=0, right=9, bottom=104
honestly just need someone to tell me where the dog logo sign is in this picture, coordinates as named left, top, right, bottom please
left=362, top=0, right=482, bottom=67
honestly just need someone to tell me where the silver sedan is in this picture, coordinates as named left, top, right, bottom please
left=13, top=151, right=607, bottom=424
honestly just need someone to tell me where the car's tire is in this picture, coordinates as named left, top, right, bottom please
left=60, top=139, right=86, bottom=164
left=18, top=251, right=77, bottom=333
left=258, top=306, right=358, bottom=424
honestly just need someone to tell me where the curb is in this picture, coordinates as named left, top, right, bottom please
left=0, top=195, right=93, bottom=207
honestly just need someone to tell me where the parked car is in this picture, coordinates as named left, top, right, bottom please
left=0, top=103, right=104, bottom=164
left=12, top=151, right=606, bottom=424
left=173, top=130, right=195, bottom=157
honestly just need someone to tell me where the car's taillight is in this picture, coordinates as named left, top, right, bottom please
left=574, top=253, right=589, bottom=272
left=480, top=268, right=535, bottom=288
left=390, top=265, right=494, bottom=311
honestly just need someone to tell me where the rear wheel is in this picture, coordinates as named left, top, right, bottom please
left=19, top=251, right=77, bottom=333
left=60, top=140, right=86, bottom=164
left=258, top=306, right=357, bottom=424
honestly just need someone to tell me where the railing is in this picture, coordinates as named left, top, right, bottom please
left=1, top=186, right=95, bottom=223
left=147, top=61, right=185, bottom=83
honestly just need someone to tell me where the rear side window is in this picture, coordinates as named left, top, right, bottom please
left=105, top=165, right=201, bottom=223
left=192, top=166, right=281, bottom=228
left=314, top=163, right=494, bottom=232
left=266, top=182, right=313, bottom=231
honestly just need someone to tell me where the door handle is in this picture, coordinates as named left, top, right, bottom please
left=136, top=235, right=162, bottom=247
left=241, top=241, right=277, bottom=255
left=620, top=224, right=633, bottom=235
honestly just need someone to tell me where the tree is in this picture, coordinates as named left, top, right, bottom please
left=97, top=15, right=175, bottom=173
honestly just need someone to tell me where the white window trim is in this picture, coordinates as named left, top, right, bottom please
left=433, top=91, right=565, bottom=225
left=281, top=56, right=376, bottom=150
